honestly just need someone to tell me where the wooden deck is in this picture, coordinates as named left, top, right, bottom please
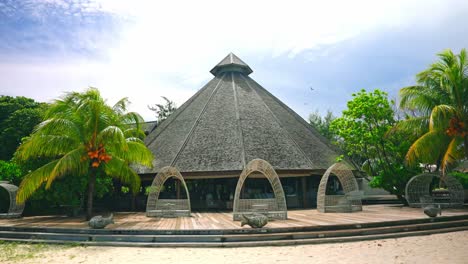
left=1, top=205, right=467, bottom=230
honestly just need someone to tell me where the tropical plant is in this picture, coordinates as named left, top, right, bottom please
left=330, top=89, right=419, bottom=202
left=399, top=49, right=468, bottom=172
left=15, top=88, right=153, bottom=219
left=148, top=96, right=177, bottom=124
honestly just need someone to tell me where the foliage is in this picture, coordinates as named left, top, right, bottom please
left=449, top=171, right=468, bottom=189
left=148, top=96, right=177, bottom=124
left=9, top=154, right=114, bottom=214
left=26, top=173, right=113, bottom=213
left=330, top=89, right=420, bottom=200
left=0, top=96, right=47, bottom=160
left=0, top=160, right=22, bottom=184
left=399, top=49, right=468, bottom=172
left=368, top=165, right=416, bottom=198
left=309, top=110, right=337, bottom=141
left=330, top=89, right=395, bottom=169
left=15, top=88, right=153, bottom=219
left=121, top=186, right=130, bottom=194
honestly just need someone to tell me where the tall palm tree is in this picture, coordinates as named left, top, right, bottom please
left=15, top=88, right=153, bottom=220
left=399, top=49, right=468, bottom=172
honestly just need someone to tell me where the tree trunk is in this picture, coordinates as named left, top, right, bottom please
left=86, top=169, right=97, bottom=220
left=362, top=144, right=376, bottom=176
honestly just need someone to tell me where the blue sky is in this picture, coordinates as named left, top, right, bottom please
left=1, top=0, right=468, bottom=121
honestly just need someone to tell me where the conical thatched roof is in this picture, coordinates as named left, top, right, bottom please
left=139, top=53, right=340, bottom=176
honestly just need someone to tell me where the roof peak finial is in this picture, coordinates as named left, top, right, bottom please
left=210, top=53, right=253, bottom=76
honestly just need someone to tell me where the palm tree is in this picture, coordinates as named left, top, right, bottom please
left=15, top=88, right=153, bottom=220
left=399, top=49, right=468, bottom=173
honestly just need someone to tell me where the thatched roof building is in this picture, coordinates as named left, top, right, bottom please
left=138, top=53, right=340, bottom=180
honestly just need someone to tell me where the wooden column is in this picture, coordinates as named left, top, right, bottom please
left=302, top=177, right=308, bottom=208
left=176, top=180, right=181, bottom=199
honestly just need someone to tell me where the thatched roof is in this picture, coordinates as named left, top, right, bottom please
left=139, top=53, right=340, bottom=175
left=141, top=121, right=158, bottom=135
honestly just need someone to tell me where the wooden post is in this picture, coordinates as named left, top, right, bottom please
left=176, top=180, right=181, bottom=199
left=302, top=177, right=307, bottom=208
left=131, top=194, right=136, bottom=211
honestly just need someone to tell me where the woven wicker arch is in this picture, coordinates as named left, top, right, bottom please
left=317, top=162, right=362, bottom=213
left=0, top=181, right=24, bottom=218
left=146, top=166, right=191, bottom=217
left=405, top=173, right=464, bottom=208
left=233, top=159, right=287, bottom=220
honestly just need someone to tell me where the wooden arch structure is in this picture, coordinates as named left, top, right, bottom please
left=317, top=162, right=362, bottom=213
left=405, top=173, right=464, bottom=208
left=233, top=159, right=287, bottom=220
left=0, top=181, right=24, bottom=218
left=146, top=166, right=191, bottom=217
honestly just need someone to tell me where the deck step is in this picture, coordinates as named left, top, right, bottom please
left=0, top=225, right=466, bottom=248
left=1, top=214, right=467, bottom=235
left=0, top=216, right=467, bottom=246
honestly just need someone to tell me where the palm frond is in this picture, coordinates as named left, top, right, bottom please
left=16, top=160, right=59, bottom=203
left=103, top=157, right=141, bottom=194
left=437, top=49, right=456, bottom=67
left=98, top=126, right=128, bottom=157
left=441, top=137, right=464, bottom=172
left=393, top=116, right=429, bottom=136
left=112, top=97, right=130, bottom=115
left=46, top=147, right=88, bottom=188
left=429, top=105, right=455, bottom=131
left=123, top=128, right=146, bottom=140
left=45, top=95, right=79, bottom=119
left=123, top=141, right=154, bottom=167
left=121, top=111, right=144, bottom=125
left=125, top=137, right=145, bottom=144
left=16, top=135, right=77, bottom=160
left=98, top=126, right=127, bottom=146
left=34, top=118, right=82, bottom=139
left=406, top=130, right=450, bottom=166
left=399, top=86, right=440, bottom=114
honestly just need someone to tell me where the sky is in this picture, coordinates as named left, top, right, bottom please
left=1, top=0, right=468, bottom=121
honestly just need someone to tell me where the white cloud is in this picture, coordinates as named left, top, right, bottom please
left=97, top=0, right=468, bottom=82
left=101, top=0, right=463, bottom=60
left=95, top=0, right=466, bottom=117
left=2, top=0, right=468, bottom=120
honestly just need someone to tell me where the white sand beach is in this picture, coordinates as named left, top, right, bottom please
left=1, top=231, right=467, bottom=264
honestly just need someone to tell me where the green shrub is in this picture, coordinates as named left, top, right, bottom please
left=0, top=160, right=22, bottom=185
left=449, top=172, right=468, bottom=189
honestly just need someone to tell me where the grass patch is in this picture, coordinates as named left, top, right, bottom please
left=0, top=241, right=78, bottom=262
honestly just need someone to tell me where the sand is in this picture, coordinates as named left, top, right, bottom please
left=1, top=231, right=468, bottom=264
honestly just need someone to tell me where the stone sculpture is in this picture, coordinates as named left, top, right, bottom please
left=240, top=213, right=268, bottom=228
left=88, top=213, right=114, bottom=229
left=423, top=204, right=442, bottom=218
